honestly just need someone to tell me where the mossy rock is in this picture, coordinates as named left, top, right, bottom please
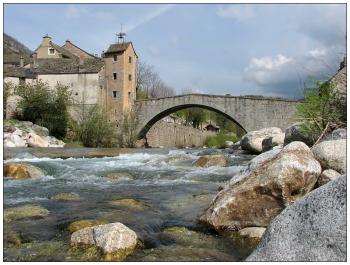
left=4, top=241, right=68, bottom=261
left=50, top=192, right=80, bottom=201
left=109, top=199, right=147, bottom=211
left=225, top=231, right=262, bottom=257
left=67, top=244, right=104, bottom=261
left=159, top=227, right=222, bottom=249
left=140, top=245, right=236, bottom=262
left=3, top=228, right=23, bottom=246
left=4, top=204, right=49, bottom=223
left=105, top=172, right=134, bottom=180
left=67, top=220, right=108, bottom=234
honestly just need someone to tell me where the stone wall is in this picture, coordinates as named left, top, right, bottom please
left=146, top=120, right=216, bottom=148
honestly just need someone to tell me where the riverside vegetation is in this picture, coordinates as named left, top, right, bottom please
left=3, top=59, right=347, bottom=261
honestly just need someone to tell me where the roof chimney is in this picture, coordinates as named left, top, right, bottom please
left=32, top=52, right=38, bottom=68
left=42, top=34, right=52, bottom=46
left=20, top=56, right=24, bottom=67
left=65, top=40, right=71, bottom=45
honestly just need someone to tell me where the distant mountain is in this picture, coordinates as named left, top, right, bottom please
left=4, top=33, right=33, bottom=66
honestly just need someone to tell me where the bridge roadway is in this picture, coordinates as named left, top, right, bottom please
left=134, top=94, right=300, bottom=139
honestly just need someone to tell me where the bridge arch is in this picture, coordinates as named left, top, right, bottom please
left=136, top=103, right=246, bottom=139
left=134, top=94, right=299, bottom=140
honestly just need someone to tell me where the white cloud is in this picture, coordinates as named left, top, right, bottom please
left=244, top=54, right=294, bottom=86
left=124, top=4, right=175, bottom=33
left=216, top=4, right=255, bottom=21
left=244, top=46, right=343, bottom=97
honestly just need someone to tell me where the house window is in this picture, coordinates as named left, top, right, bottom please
left=129, top=56, right=132, bottom=63
left=128, top=92, right=132, bottom=102
left=49, top=48, right=55, bottom=55
left=128, top=74, right=132, bottom=81
left=113, top=72, right=117, bottom=80
left=112, top=91, right=117, bottom=98
left=113, top=54, right=117, bottom=61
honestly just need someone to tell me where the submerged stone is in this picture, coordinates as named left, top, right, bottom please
left=4, top=204, right=49, bottom=223
left=195, top=154, right=227, bottom=167
left=51, top=192, right=81, bottom=201
left=105, top=172, right=134, bottom=180
left=109, top=198, right=147, bottom=210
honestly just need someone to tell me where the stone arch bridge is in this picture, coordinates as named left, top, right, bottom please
left=134, top=94, right=300, bottom=139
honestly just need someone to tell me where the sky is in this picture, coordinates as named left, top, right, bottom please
left=4, top=3, right=346, bottom=99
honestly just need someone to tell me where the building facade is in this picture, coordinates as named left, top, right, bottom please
left=4, top=35, right=138, bottom=123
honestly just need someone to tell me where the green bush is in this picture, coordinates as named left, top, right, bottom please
left=15, top=80, right=71, bottom=139
left=296, top=79, right=346, bottom=143
left=75, top=105, right=117, bottom=148
left=116, top=110, right=139, bottom=147
left=205, top=132, right=240, bottom=148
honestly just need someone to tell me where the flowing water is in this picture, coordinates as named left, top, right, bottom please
left=3, top=148, right=256, bottom=262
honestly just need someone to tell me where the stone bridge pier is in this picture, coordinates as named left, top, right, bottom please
left=134, top=94, right=300, bottom=139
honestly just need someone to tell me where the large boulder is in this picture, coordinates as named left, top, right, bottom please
left=70, top=222, right=138, bottom=261
left=4, top=162, right=46, bottom=179
left=284, top=122, right=315, bottom=146
left=198, top=141, right=321, bottom=232
left=262, top=133, right=285, bottom=152
left=25, top=133, right=49, bottom=148
left=32, top=124, right=50, bottom=137
left=67, top=220, right=108, bottom=234
left=241, top=127, right=282, bottom=154
left=195, top=154, right=227, bottom=167
left=312, top=139, right=346, bottom=174
left=7, top=134, right=27, bottom=147
left=247, top=176, right=346, bottom=261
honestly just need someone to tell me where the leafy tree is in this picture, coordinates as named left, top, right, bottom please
left=76, top=105, right=117, bottom=147
left=15, top=80, right=71, bottom=139
left=296, top=79, right=346, bottom=143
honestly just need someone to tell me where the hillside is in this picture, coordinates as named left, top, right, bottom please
left=4, top=33, right=32, bottom=66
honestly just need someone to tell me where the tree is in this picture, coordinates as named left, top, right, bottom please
left=136, top=60, right=175, bottom=99
left=296, top=79, right=346, bottom=144
left=15, top=80, right=71, bottom=139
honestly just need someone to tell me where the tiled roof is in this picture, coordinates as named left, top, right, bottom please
left=105, top=42, right=131, bottom=54
left=32, top=58, right=104, bottom=74
left=4, top=65, right=36, bottom=78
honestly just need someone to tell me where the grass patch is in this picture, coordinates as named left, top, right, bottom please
left=205, top=132, right=240, bottom=148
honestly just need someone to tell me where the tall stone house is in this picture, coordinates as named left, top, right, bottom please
left=4, top=35, right=138, bottom=123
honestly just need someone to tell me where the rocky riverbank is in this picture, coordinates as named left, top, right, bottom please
left=4, top=120, right=65, bottom=148
left=196, top=124, right=346, bottom=261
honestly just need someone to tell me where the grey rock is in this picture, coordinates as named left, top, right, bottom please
left=284, top=122, right=315, bottom=146
left=32, top=124, right=50, bottom=137
left=262, top=133, right=285, bottom=152
left=322, top=128, right=347, bottom=142
left=247, top=176, right=346, bottom=262
left=241, top=127, right=282, bottom=154
left=71, top=222, right=138, bottom=261
left=312, top=139, right=346, bottom=174
left=317, top=169, right=341, bottom=187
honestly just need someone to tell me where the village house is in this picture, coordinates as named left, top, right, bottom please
left=4, top=34, right=138, bottom=123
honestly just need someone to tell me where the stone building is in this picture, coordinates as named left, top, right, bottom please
left=4, top=34, right=138, bottom=123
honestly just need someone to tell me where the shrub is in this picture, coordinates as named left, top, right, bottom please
left=116, top=110, right=139, bottom=147
left=15, top=80, right=71, bottom=139
left=75, top=105, right=117, bottom=148
left=296, top=79, right=347, bottom=144
left=205, top=132, right=240, bottom=148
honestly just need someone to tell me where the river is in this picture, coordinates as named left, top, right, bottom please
left=4, top=148, right=256, bottom=261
